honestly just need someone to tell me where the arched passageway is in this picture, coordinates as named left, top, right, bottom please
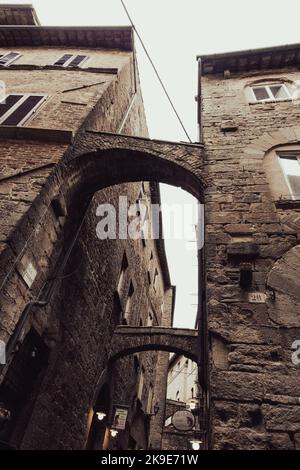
left=0, top=130, right=207, bottom=450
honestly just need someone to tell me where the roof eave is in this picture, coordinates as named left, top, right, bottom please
left=0, top=25, right=134, bottom=51
left=197, top=42, right=300, bottom=75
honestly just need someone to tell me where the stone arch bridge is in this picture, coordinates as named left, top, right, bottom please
left=109, top=325, right=200, bottom=364
left=60, top=129, right=206, bottom=209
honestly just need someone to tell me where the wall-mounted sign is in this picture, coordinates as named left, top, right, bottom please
left=248, top=292, right=266, bottom=303
left=111, top=405, right=129, bottom=431
left=171, top=410, right=195, bottom=432
left=18, top=255, right=37, bottom=288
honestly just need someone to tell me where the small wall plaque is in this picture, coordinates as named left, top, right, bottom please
left=18, top=255, right=37, bottom=288
left=248, top=292, right=266, bottom=303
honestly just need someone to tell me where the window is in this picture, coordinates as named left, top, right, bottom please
left=53, top=54, right=88, bottom=68
left=137, top=367, right=144, bottom=400
left=251, top=83, right=291, bottom=102
left=278, top=153, right=300, bottom=200
left=0, top=94, right=47, bottom=126
left=146, top=384, right=153, bottom=414
left=117, top=253, right=128, bottom=296
left=124, top=282, right=134, bottom=324
left=147, top=311, right=153, bottom=327
left=0, top=52, right=21, bottom=66
left=153, top=268, right=159, bottom=292
left=137, top=191, right=149, bottom=244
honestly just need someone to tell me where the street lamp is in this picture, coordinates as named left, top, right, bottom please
left=96, top=412, right=106, bottom=421
left=189, top=439, right=202, bottom=450
left=187, top=398, right=198, bottom=411
left=110, top=429, right=118, bottom=438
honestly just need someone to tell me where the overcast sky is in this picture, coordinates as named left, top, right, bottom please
left=5, top=0, right=300, bottom=328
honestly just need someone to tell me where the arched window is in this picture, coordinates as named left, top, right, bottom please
left=245, top=79, right=296, bottom=103
left=263, top=144, right=300, bottom=201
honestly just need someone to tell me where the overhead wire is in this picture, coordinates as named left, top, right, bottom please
left=120, top=0, right=192, bottom=143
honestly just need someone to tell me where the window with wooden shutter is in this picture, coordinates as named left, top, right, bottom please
left=0, top=94, right=47, bottom=126
left=0, top=52, right=21, bottom=66
left=0, top=95, right=23, bottom=119
left=68, top=55, right=88, bottom=67
left=53, top=54, right=88, bottom=67
left=53, top=54, right=73, bottom=66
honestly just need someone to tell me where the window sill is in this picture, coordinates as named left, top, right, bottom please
left=249, top=98, right=293, bottom=105
left=275, top=199, right=300, bottom=209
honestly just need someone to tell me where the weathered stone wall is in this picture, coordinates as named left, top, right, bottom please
left=0, top=44, right=170, bottom=450
left=202, top=66, right=300, bottom=449
left=0, top=47, right=135, bottom=253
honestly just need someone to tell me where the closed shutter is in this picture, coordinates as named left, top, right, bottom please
left=0, top=95, right=23, bottom=119
left=0, top=52, right=21, bottom=66
left=1, top=95, right=45, bottom=126
left=68, top=55, right=87, bottom=67
left=53, top=54, right=73, bottom=66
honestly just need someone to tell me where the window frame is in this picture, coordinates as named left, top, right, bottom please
left=124, top=281, right=134, bottom=323
left=0, top=52, right=22, bottom=67
left=153, top=268, right=159, bottom=292
left=147, top=311, right=153, bottom=327
left=146, top=384, right=153, bottom=415
left=137, top=366, right=145, bottom=401
left=0, top=93, right=47, bottom=126
left=277, top=151, right=300, bottom=200
left=52, top=54, right=89, bottom=68
left=251, top=83, right=292, bottom=103
left=117, top=252, right=128, bottom=296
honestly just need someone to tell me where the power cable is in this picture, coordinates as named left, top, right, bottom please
left=120, top=0, right=192, bottom=143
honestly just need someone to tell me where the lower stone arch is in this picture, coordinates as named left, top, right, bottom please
left=243, top=126, right=300, bottom=162
left=108, top=326, right=199, bottom=365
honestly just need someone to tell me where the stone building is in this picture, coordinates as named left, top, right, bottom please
left=1, top=3, right=300, bottom=452
left=167, top=355, right=198, bottom=404
left=199, top=44, right=300, bottom=449
left=161, top=355, right=200, bottom=450
left=0, top=4, right=176, bottom=450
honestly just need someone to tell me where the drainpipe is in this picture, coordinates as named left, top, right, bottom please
left=117, top=94, right=137, bottom=134
left=197, top=58, right=203, bottom=144
left=117, top=43, right=137, bottom=135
